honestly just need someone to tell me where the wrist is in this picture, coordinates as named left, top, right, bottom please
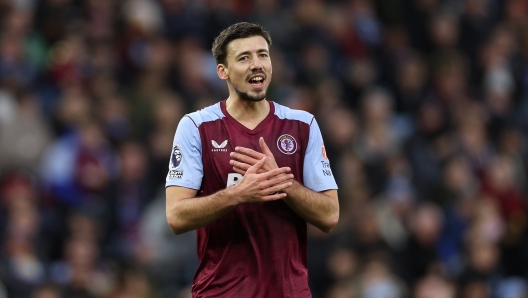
left=282, top=180, right=298, bottom=196
left=223, top=184, right=244, bottom=206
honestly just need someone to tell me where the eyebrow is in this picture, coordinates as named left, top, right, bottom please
left=235, top=48, right=269, bottom=59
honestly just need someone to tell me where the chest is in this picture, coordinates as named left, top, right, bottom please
left=198, top=117, right=309, bottom=174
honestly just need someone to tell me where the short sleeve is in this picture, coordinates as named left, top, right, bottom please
left=165, top=116, right=204, bottom=190
left=303, top=118, right=338, bottom=192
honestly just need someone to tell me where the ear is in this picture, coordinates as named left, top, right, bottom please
left=217, top=64, right=229, bottom=80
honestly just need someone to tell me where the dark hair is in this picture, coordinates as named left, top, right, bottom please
left=212, top=22, right=272, bottom=65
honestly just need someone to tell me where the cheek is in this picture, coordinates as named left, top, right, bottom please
left=266, top=63, right=272, bottom=76
left=234, top=72, right=248, bottom=83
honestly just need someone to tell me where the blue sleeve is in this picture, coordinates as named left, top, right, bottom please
left=303, top=118, right=338, bottom=192
left=165, top=116, right=203, bottom=190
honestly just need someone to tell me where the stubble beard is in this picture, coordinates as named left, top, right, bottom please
left=229, top=73, right=268, bottom=102
left=235, top=88, right=267, bottom=102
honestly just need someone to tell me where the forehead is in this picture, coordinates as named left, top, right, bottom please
left=226, top=35, right=269, bottom=57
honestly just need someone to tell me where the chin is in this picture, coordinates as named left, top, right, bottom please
left=237, top=90, right=267, bottom=102
left=242, top=96, right=266, bottom=102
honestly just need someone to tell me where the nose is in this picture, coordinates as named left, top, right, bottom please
left=250, top=54, right=263, bottom=70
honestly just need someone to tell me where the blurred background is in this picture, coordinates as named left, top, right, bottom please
left=0, top=0, right=528, bottom=297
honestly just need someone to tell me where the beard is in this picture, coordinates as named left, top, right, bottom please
left=228, top=72, right=268, bottom=102
left=235, top=88, right=267, bottom=102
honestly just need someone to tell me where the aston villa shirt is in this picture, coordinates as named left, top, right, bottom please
left=166, top=100, right=337, bottom=298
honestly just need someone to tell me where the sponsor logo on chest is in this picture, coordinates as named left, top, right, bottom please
left=211, top=140, right=228, bottom=152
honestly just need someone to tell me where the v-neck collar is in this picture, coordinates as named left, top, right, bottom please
left=220, top=99, right=275, bottom=135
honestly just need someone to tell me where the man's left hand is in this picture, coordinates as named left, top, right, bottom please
left=230, top=137, right=278, bottom=175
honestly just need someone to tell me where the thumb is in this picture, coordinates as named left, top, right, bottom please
left=259, top=137, right=272, bottom=156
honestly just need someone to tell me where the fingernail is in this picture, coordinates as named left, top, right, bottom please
left=235, top=147, right=239, bottom=150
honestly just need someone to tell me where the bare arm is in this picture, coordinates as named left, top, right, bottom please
left=230, top=137, right=339, bottom=233
left=166, top=186, right=234, bottom=235
left=282, top=184, right=338, bottom=233
left=166, top=157, right=294, bottom=235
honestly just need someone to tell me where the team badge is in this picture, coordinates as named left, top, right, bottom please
left=277, top=134, right=298, bottom=155
left=171, top=145, right=183, bottom=169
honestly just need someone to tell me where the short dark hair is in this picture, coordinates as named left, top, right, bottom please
left=212, top=22, right=272, bottom=65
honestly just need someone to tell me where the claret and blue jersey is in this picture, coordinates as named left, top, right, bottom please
left=166, top=99, right=337, bottom=298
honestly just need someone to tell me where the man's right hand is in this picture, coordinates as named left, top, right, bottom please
left=229, top=156, right=293, bottom=204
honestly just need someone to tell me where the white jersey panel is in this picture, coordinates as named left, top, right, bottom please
left=273, top=102, right=313, bottom=124
left=303, top=118, right=338, bottom=192
left=274, top=102, right=338, bottom=192
left=165, top=103, right=225, bottom=190
left=186, top=103, right=224, bottom=126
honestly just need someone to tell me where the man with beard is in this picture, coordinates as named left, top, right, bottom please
left=165, top=22, right=339, bottom=298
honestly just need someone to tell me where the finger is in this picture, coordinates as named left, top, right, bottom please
left=233, top=167, right=266, bottom=176
left=261, top=173, right=294, bottom=189
left=259, top=137, right=273, bottom=156
left=232, top=166, right=246, bottom=175
left=234, top=146, right=265, bottom=160
left=234, top=166, right=265, bottom=175
left=230, top=151, right=261, bottom=166
left=230, top=159, right=251, bottom=171
left=260, top=166, right=291, bottom=180
left=247, top=157, right=267, bottom=174
left=259, top=181, right=293, bottom=196
left=260, top=192, right=288, bottom=201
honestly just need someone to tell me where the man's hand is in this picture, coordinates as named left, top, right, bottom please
left=166, top=156, right=294, bottom=235
left=229, top=137, right=339, bottom=233
left=231, top=156, right=293, bottom=203
left=230, top=137, right=278, bottom=174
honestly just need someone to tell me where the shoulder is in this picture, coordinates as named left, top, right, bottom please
left=272, top=102, right=314, bottom=125
left=185, top=102, right=225, bottom=127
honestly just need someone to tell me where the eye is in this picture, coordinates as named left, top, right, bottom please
left=238, top=56, right=248, bottom=62
left=259, top=53, right=269, bottom=58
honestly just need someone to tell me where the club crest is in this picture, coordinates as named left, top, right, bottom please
left=277, top=134, right=298, bottom=155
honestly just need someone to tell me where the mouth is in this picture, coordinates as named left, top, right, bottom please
left=248, top=74, right=266, bottom=89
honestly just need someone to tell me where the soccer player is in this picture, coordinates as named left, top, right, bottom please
left=165, top=22, right=339, bottom=298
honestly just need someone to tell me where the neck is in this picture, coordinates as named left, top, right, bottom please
left=225, top=96, right=270, bottom=129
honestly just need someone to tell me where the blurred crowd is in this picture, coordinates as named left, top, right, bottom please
left=0, top=0, right=528, bottom=297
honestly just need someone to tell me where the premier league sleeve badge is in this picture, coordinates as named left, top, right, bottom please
left=171, top=145, right=183, bottom=169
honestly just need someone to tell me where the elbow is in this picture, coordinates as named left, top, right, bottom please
left=166, top=211, right=189, bottom=235
left=318, top=190, right=340, bottom=233
left=167, top=220, right=187, bottom=235
left=319, top=212, right=340, bottom=233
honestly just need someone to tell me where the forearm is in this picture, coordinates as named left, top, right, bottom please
left=283, top=181, right=339, bottom=233
left=166, top=188, right=238, bottom=235
left=166, top=163, right=293, bottom=235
